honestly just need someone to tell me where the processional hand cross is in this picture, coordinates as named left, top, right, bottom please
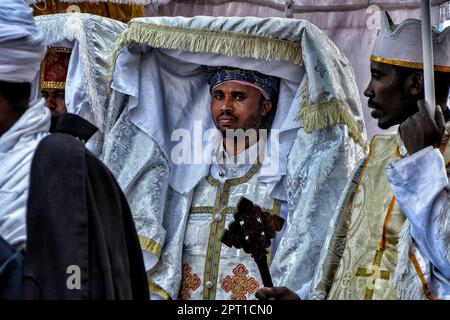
left=221, top=197, right=285, bottom=287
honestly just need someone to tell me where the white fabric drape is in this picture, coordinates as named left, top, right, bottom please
left=144, top=0, right=448, bottom=139
left=0, top=99, right=50, bottom=250
left=0, top=0, right=46, bottom=83
left=387, top=146, right=450, bottom=299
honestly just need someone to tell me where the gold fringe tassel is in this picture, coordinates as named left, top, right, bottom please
left=112, top=21, right=303, bottom=68
left=296, top=77, right=365, bottom=148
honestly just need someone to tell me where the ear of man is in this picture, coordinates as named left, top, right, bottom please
left=406, top=71, right=424, bottom=98
left=261, top=99, right=272, bottom=116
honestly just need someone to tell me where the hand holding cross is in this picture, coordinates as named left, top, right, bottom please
left=221, top=197, right=285, bottom=287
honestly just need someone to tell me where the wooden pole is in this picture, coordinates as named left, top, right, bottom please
left=255, top=255, right=273, bottom=287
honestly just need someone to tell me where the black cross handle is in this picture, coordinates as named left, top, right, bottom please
left=221, top=197, right=285, bottom=287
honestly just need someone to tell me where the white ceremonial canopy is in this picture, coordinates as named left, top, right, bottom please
left=144, top=0, right=449, bottom=139
left=102, top=15, right=367, bottom=298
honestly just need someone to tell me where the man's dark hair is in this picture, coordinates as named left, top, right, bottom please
left=0, top=80, right=31, bottom=113
left=261, top=93, right=279, bottom=130
left=393, top=66, right=450, bottom=106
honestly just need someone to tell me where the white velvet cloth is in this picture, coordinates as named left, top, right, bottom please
left=0, top=99, right=50, bottom=250
left=111, top=45, right=303, bottom=197
left=387, top=146, right=450, bottom=299
left=0, top=0, right=46, bottom=83
left=148, top=1, right=447, bottom=139
left=272, top=124, right=363, bottom=297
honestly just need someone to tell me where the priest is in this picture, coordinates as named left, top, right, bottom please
left=307, top=11, right=450, bottom=300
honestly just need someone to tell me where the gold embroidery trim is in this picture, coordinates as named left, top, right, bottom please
left=40, top=81, right=65, bottom=90
left=206, top=173, right=221, bottom=187
left=357, top=249, right=391, bottom=300
left=203, top=161, right=265, bottom=300
left=331, top=137, right=377, bottom=289
left=46, top=46, right=72, bottom=54
left=138, top=235, right=161, bottom=257
left=379, top=196, right=396, bottom=251
left=409, top=249, right=440, bottom=300
left=202, top=175, right=223, bottom=300
left=148, top=279, right=170, bottom=300
left=190, top=206, right=215, bottom=214
left=40, top=46, right=72, bottom=90
left=371, top=55, right=450, bottom=73
left=361, top=138, right=398, bottom=298
left=192, top=205, right=273, bottom=216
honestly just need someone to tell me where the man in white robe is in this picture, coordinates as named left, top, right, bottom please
left=164, top=66, right=286, bottom=300
left=102, top=16, right=367, bottom=300
left=300, top=11, right=450, bottom=300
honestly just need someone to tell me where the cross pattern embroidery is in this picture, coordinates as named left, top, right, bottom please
left=179, top=263, right=201, bottom=300
left=221, top=264, right=260, bottom=300
left=355, top=250, right=390, bottom=300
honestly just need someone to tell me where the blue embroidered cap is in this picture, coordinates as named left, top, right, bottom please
left=206, top=66, right=280, bottom=101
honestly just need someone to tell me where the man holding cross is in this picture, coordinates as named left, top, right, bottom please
left=103, top=16, right=366, bottom=300
left=154, top=67, right=288, bottom=300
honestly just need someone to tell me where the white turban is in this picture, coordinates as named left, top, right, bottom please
left=0, top=0, right=46, bottom=83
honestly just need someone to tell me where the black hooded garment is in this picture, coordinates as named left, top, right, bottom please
left=21, top=113, right=148, bottom=299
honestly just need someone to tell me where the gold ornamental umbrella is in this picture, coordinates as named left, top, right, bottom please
left=31, top=0, right=152, bottom=22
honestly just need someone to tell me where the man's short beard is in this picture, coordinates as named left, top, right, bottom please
left=243, top=98, right=266, bottom=131
left=217, top=97, right=267, bottom=136
left=219, top=112, right=264, bottom=137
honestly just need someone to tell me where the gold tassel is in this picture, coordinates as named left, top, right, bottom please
left=296, top=77, right=365, bottom=148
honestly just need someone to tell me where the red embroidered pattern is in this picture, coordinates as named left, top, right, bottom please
left=221, top=264, right=260, bottom=300
left=42, top=48, right=71, bottom=83
left=179, top=263, right=201, bottom=300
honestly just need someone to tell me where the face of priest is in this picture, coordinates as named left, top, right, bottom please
left=210, top=82, right=272, bottom=134
left=41, top=89, right=67, bottom=115
left=364, top=61, right=419, bottom=129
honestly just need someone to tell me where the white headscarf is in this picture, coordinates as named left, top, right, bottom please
left=0, top=99, right=50, bottom=249
left=0, top=0, right=46, bottom=83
